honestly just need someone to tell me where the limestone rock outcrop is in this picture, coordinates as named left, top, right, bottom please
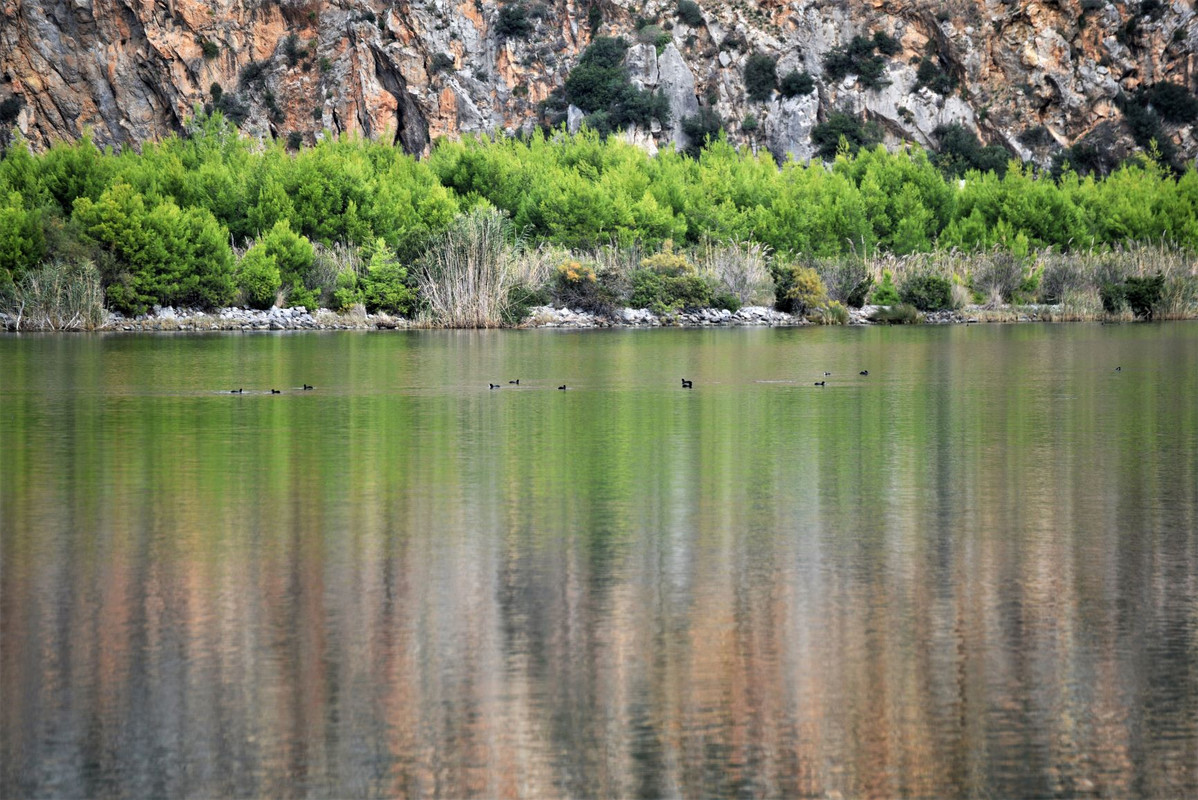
left=1, top=0, right=1194, bottom=165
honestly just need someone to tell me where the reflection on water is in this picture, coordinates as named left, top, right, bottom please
left=2, top=325, right=1196, bottom=799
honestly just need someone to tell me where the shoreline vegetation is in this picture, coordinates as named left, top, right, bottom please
left=2, top=113, right=1197, bottom=331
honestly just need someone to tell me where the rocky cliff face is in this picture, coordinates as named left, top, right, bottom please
left=2, top=0, right=1195, bottom=166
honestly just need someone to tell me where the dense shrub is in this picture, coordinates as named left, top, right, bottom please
left=680, top=108, right=725, bottom=156
left=931, top=124, right=1010, bottom=178
left=779, top=70, right=815, bottom=98
left=254, top=220, right=315, bottom=305
left=1124, top=274, right=1165, bottom=319
left=564, top=37, right=670, bottom=132
left=677, top=0, right=704, bottom=27
left=629, top=270, right=712, bottom=313
left=72, top=183, right=236, bottom=314
left=0, top=191, right=45, bottom=284
left=629, top=244, right=714, bottom=313
left=1135, top=82, right=1198, bottom=125
left=1099, top=281, right=1126, bottom=313
left=553, top=259, right=620, bottom=316
left=745, top=54, right=778, bottom=102
left=770, top=262, right=827, bottom=314
left=810, top=113, right=881, bottom=160
left=496, top=3, right=534, bottom=38
left=823, top=34, right=891, bottom=91
left=899, top=273, right=953, bottom=311
left=915, top=54, right=956, bottom=95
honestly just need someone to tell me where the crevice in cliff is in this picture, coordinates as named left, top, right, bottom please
left=370, top=44, right=429, bottom=155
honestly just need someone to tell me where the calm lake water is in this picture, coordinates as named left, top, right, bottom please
left=2, top=324, right=1196, bottom=799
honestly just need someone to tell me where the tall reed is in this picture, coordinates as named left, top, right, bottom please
left=6, top=260, right=105, bottom=330
left=416, top=209, right=522, bottom=327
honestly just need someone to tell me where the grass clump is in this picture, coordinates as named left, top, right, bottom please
left=868, top=303, right=920, bottom=323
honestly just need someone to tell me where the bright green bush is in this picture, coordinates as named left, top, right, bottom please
left=0, top=191, right=45, bottom=285
left=629, top=270, right=712, bottom=313
left=73, top=183, right=236, bottom=314
left=899, top=273, right=952, bottom=311
left=869, top=270, right=900, bottom=304
left=237, top=247, right=281, bottom=309
left=360, top=238, right=415, bottom=314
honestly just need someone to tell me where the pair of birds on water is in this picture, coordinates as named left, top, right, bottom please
left=490, top=380, right=567, bottom=390
left=814, top=369, right=868, bottom=387
left=230, top=384, right=313, bottom=394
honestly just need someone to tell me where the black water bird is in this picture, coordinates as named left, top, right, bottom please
left=681, top=379, right=693, bottom=388
left=859, top=370, right=869, bottom=376
left=509, top=379, right=520, bottom=385
left=558, top=385, right=567, bottom=391
left=815, top=381, right=825, bottom=386
left=824, top=372, right=832, bottom=376
left=271, top=389, right=281, bottom=394
left=1114, top=366, right=1122, bottom=372
left=230, top=388, right=243, bottom=394
left=303, top=384, right=314, bottom=390
left=489, top=383, right=500, bottom=389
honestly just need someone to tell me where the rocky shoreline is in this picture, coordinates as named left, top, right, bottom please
left=0, top=302, right=1090, bottom=333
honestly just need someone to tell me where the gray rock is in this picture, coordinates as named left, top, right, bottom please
left=625, top=44, right=659, bottom=89
left=657, top=44, right=699, bottom=151
left=567, top=104, right=585, bottom=134
left=765, top=92, right=819, bottom=164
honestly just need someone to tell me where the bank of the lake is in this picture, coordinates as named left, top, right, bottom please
left=1, top=301, right=1165, bottom=333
